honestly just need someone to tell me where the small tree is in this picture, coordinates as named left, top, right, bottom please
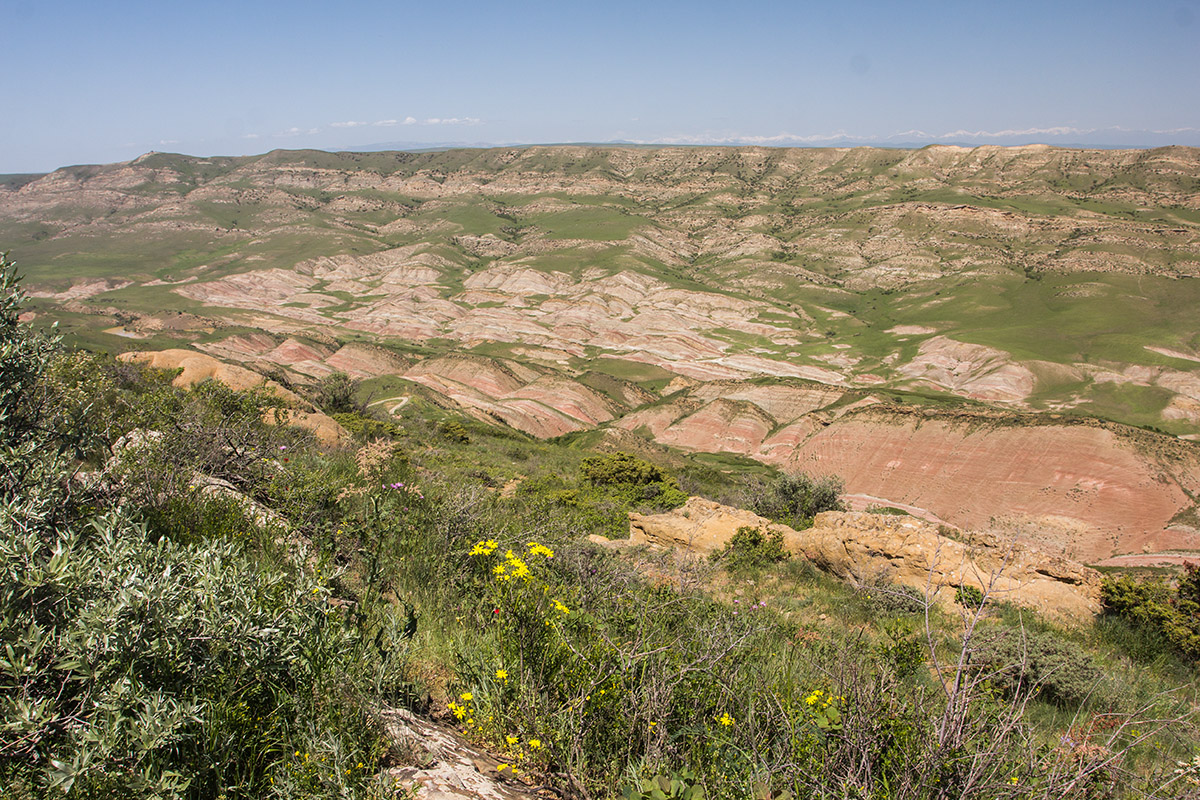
left=313, top=370, right=362, bottom=414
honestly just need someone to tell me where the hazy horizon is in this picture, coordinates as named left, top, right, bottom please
left=4, top=0, right=1199, bottom=173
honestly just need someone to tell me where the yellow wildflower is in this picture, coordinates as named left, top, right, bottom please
left=527, top=542, right=554, bottom=558
left=496, top=669, right=508, bottom=681
left=460, top=692, right=473, bottom=701
left=552, top=599, right=569, bottom=614
left=506, top=735, right=519, bottom=746
left=718, top=712, right=735, bottom=727
left=508, top=557, right=531, bottom=580
left=469, top=539, right=499, bottom=556
left=497, top=764, right=510, bottom=772
left=528, top=739, right=542, bottom=749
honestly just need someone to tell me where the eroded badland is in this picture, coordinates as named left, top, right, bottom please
left=3, top=144, right=1200, bottom=564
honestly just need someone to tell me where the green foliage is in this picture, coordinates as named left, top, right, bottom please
left=0, top=268, right=406, bottom=798
left=0, top=254, right=60, bottom=455
left=955, top=584, right=986, bottom=609
left=1, top=508, right=372, bottom=797
left=622, top=769, right=706, bottom=800
left=331, top=410, right=404, bottom=441
left=875, top=619, right=926, bottom=679
left=313, top=370, right=363, bottom=414
left=1101, top=568, right=1200, bottom=663
left=579, top=452, right=686, bottom=510
left=859, top=579, right=926, bottom=615
left=439, top=419, right=471, bottom=443
left=581, top=452, right=670, bottom=486
left=710, top=526, right=789, bottom=572
left=976, top=628, right=1100, bottom=707
left=743, top=472, right=843, bottom=530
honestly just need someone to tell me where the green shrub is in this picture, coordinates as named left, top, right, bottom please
left=571, top=453, right=687, bottom=516
left=581, top=452, right=670, bottom=486
left=0, top=255, right=58, bottom=456
left=331, top=411, right=404, bottom=441
left=955, top=584, right=985, bottom=609
left=1101, top=567, right=1200, bottom=663
left=1, top=485, right=405, bottom=799
left=439, top=419, right=471, bottom=443
left=710, top=526, right=789, bottom=572
left=0, top=262, right=406, bottom=798
left=313, top=370, right=363, bottom=414
left=859, top=580, right=926, bottom=615
left=876, top=619, right=926, bottom=679
left=976, top=628, right=1099, bottom=707
left=744, top=472, right=843, bottom=530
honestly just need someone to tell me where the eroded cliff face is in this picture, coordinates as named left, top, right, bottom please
left=624, top=498, right=1103, bottom=623
left=785, top=409, right=1200, bottom=562
left=120, top=337, right=1200, bottom=562
left=615, top=382, right=1200, bottom=563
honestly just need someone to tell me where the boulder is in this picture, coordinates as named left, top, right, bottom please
left=624, top=498, right=1102, bottom=623
left=800, top=511, right=1102, bottom=621
left=629, top=496, right=805, bottom=555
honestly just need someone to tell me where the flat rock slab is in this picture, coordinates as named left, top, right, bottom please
left=377, top=707, right=556, bottom=800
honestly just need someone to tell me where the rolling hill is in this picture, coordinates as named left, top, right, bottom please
left=3, top=143, right=1199, bottom=562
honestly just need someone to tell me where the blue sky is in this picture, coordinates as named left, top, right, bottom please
left=3, top=0, right=1199, bottom=172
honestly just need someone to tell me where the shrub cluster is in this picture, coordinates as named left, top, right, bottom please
left=710, top=526, right=789, bottom=572
left=975, top=628, right=1100, bottom=707
left=1101, top=566, right=1200, bottom=663
left=580, top=452, right=685, bottom=507
left=0, top=257, right=406, bottom=798
left=859, top=579, right=926, bottom=615
left=742, top=472, right=843, bottom=530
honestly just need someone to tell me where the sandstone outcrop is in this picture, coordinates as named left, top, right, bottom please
left=624, top=497, right=1102, bottom=622
left=119, top=349, right=299, bottom=397
left=118, top=349, right=349, bottom=445
left=799, top=511, right=1102, bottom=621
left=628, top=497, right=804, bottom=555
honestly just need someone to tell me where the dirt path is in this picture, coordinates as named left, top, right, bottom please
left=368, top=395, right=411, bottom=415
left=842, top=494, right=956, bottom=528
left=1092, top=552, right=1200, bottom=568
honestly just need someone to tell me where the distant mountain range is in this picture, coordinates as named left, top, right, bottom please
left=339, top=127, right=1200, bottom=155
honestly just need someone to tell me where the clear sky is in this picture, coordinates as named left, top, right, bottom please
left=3, top=0, right=1199, bottom=172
